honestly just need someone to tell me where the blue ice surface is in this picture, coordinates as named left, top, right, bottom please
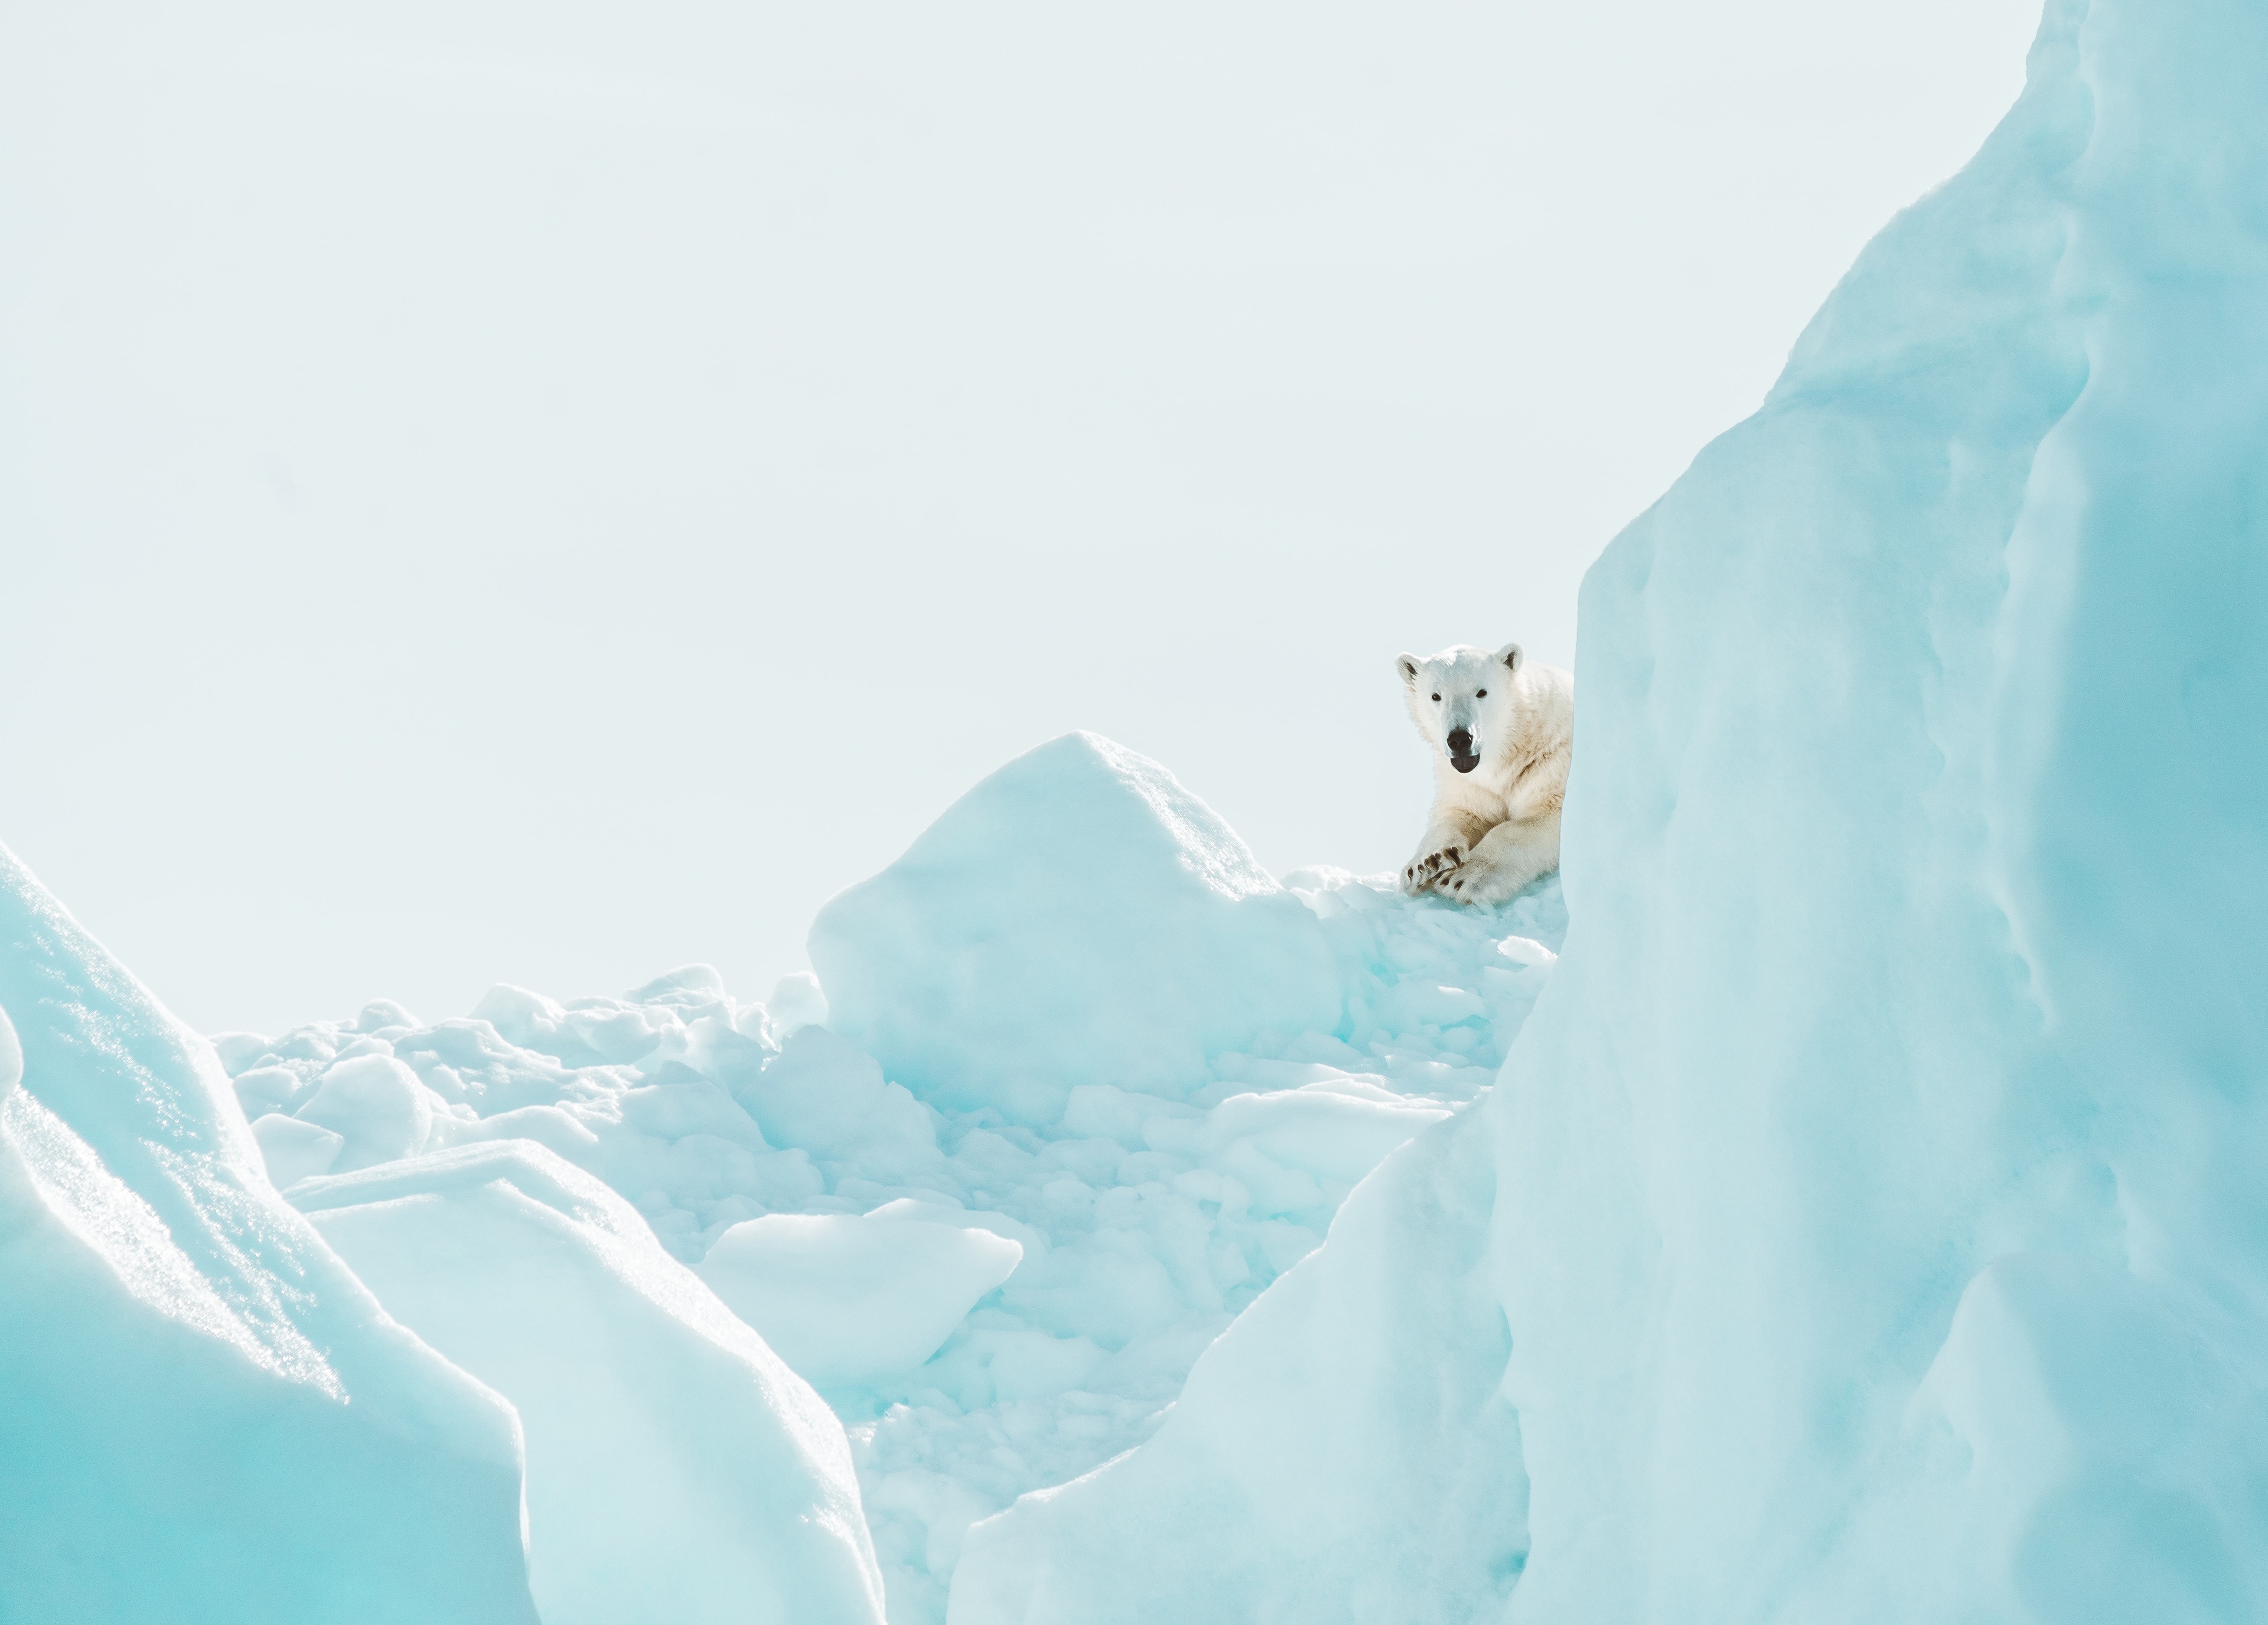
left=13, top=1, right=2268, bottom=1619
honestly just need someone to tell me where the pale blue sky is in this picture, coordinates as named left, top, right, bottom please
left=1, top=0, right=2038, bottom=1034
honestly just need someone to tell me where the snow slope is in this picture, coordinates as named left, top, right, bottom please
left=295, top=1142, right=887, bottom=1625
left=951, top=1110, right=1527, bottom=1625
left=0, top=847, right=539, bottom=1624
left=210, top=732, right=1565, bottom=1621
left=960, top=2, right=2268, bottom=1620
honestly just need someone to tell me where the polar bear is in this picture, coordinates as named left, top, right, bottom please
left=1395, top=641, right=1573, bottom=905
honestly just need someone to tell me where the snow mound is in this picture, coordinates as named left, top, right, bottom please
left=699, top=1209, right=1024, bottom=1389
left=249, top=1110, right=344, bottom=1185
left=0, top=845, right=537, bottom=1624
left=293, top=1141, right=887, bottom=1625
left=295, top=1052, right=441, bottom=1170
left=809, top=731, right=1344, bottom=1124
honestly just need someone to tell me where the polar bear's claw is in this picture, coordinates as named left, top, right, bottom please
left=1402, top=845, right=1466, bottom=895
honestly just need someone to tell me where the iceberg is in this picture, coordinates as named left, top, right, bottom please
left=957, top=1, right=2268, bottom=1619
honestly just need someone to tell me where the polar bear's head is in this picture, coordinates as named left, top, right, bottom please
left=1396, top=643, right=1523, bottom=775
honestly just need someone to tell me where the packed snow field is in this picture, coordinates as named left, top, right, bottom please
left=13, top=2, right=2268, bottom=1619
left=210, top=733, right=1566, bottom=1620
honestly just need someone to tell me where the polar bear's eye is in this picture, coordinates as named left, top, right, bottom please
left=1476, top=689, right=1487, bottom=698
left=1430, top=693, right=1440, bottom=701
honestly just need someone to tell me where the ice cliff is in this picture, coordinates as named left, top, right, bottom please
left=961, top=1, right=2268, bottom=1619
left=9, top=0, right=2268, bottom=1619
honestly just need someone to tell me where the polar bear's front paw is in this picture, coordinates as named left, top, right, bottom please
left=1442, top=867, right=1486, bottom=904
left=1400, top=845, right=1465, bottom=895
left=1441, top=858, right=1530, bottom=907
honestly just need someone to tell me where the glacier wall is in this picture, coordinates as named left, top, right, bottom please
left=960, top=1, right=2268, bottom=1619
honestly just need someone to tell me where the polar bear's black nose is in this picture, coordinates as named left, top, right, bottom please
left=1446, top=729, right=1473, bottom=755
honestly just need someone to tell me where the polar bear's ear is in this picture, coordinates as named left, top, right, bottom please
left=1495, top=642, right=1524, bottom=674
left=1395, top=653, right=1422, bottom=685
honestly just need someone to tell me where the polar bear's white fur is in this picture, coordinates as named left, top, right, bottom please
left=1394, top=641, right=1573, bottom=905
